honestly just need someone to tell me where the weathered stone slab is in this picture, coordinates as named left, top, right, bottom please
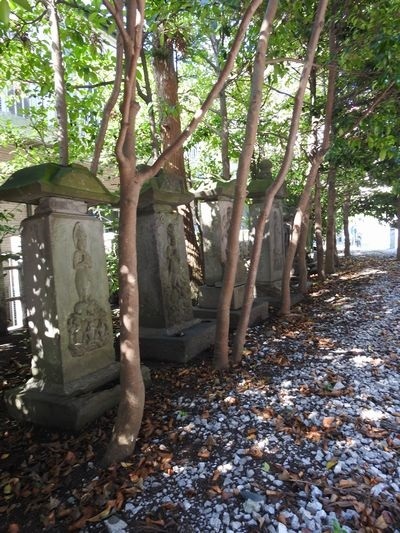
left=5, top=375, right=120, bottom=431
left=194, top=298, right=269, bottom=329
left=197, top=283, right=245, bottom=310
left=139, top=319, right=216, bottom=363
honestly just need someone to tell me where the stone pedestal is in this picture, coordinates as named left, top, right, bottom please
left=248, top=161, right=286, bottom=306
left=193, top=180, right=268, bottom=328
left=0, top=164, right=121, bottom=430
left=137, top=173, right=215, bottom=363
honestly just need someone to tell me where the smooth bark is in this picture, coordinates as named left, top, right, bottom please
left=232, top=0, right=329, bottom=362
left=102, top=0, right=145, bottom=466
left=43, top=0, right=69, bottom=165
left=342, top=190, right=351, bottom=258
left=102, top=0, right=264, bottom=464
left=325, top=163, right=337, bottom=272
left=280, top=12, right=337, bottom=315
left=213, top=0, right=278, bottom=369
left=91, top=23, right=123, bottom=175
left=297, top=206, right=311, bottom=294
left=314, top=171, right=325, bottom=280
left=396, top=196, right=400, bottom=261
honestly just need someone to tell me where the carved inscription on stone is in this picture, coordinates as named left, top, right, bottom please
left=67, top=222, right=111, bottom=356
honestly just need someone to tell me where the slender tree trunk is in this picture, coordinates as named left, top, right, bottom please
left=343, top=189, right=351, bottom=257
left=153, top=31, right=185, bottom=178
left=43, top=0, right=69, bottom=165
left=220, top=86, right=231, bottom=180
left=91, top=26, right=123, bottom=175
left=210, top=35, right=231, bottom=181
left=281, top=164, right=320, bottom=314
left=102, top=0, right=145, bottom=466
left=396, top=196, right=400, bottom=261
left=280, top=15, right=337, bottom=315
left=102, top=0, right=264, bottom=464
left=232, top=0, right=329, bottom=363
left=214, top=0, right=278, bottom=369
left=297, top=206, right=311, bottom=294
left=139, top=47, right=160, bottom=159
left=325, top=163, right=337, bottom=272
left=314, top=171, right=325, bottom=279
left=153, top=29, right=203, bottom=283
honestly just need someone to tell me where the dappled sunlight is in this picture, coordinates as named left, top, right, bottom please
left=339, top=267, right=387, bottom=281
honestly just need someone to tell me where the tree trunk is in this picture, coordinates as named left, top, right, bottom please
left=325, top=163, right=337, bottom=272
left=220, top=86, right=231, bottom=180
left=102, top=0, right=145, bottom=465
left=280, top=14, right=337, bottom=315
left=297, top=206, right=311, bottom=294
left=139, top=47, right=160, bottom=159
left=214, top=0, right=278, bottom=369
left=153, top=29, right=203, bottom=284
left=343, top=190, right=351, bottom=258
left=102, top=0, right=265, bottom=464
left=232, top=0, right=329, bottom=362
left=314, top=171, right=325, bottom=280
left=44, top=0, right=69, bottom=165
left=153, top=31, right=185, bottom=178
left=397, top=196, right=400, bottom=261
left=91, top=28, right=123, bottom=175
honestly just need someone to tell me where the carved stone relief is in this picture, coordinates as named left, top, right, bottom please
left=67, top=222, right=111, bottom=356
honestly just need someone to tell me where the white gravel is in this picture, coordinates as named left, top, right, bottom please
left=100, top=257, right=400, bottom=533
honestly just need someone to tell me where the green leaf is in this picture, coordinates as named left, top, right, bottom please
left=0, top=0, right=10, bottom=26
left=10, top=0, right=30, bottom=10
left=262, top=462, right=270, bottom=472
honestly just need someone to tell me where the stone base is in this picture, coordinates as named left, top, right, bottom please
left=198, top=283, right=245, bottom=310
left=193, top=298, right=269, bottom=329
left=5, top=381, right=120, bottom=431
left=139, top=320, right=216, bottom=363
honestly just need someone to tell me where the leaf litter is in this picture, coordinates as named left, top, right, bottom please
left=0, top=254, right=399, bottom=532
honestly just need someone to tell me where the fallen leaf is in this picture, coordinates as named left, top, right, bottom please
left=247, top=446, right=263, bottom=459
left=326, top=459, right=338, bottom=469
left=197, top=447, right=210, bottom=459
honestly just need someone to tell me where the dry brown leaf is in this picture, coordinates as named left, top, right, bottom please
left=322, top=417, right=337, bottom=429
left=337, top=479, right=358, bottom=489
left=247, top=446, right=263, bottom=459
left=64, top=451, right=77, bottom=465
left=197, top=447, right=210, bottom=459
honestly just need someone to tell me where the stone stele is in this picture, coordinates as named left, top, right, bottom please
left=137, top=172, right=216, bottom=362
left=248, top=160, right=286, bottom=301
left=193, top=179, right=268, bottom=328
left=0, top=164, right=120, bottom=430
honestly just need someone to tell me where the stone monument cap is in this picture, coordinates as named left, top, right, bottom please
left=139, top=170, right=193, bottom=210
left=193, top=178, right=237, bottom=201
left=248, top=159, right=286, bottom=199
left=0, top=163, right=117, bottom=205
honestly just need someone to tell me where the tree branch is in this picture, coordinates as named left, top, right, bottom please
left=139, top=0, right=264, bottom=183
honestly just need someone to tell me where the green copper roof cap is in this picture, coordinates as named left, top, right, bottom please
left=0, top=163, right=117, bottom=205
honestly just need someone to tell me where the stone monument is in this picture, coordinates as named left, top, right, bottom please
left=248, top=160, right=286, bottom=304
left=137, top=172, right=216, bottom=362
left=193, top=179, right=268, bottom=327
left=0, top=163, right=120, bottom=430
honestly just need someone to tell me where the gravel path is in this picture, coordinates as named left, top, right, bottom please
left=93, top=255, right=400, bottom=533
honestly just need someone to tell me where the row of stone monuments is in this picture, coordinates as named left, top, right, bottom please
left=0, top=161, right=286, bottom=431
